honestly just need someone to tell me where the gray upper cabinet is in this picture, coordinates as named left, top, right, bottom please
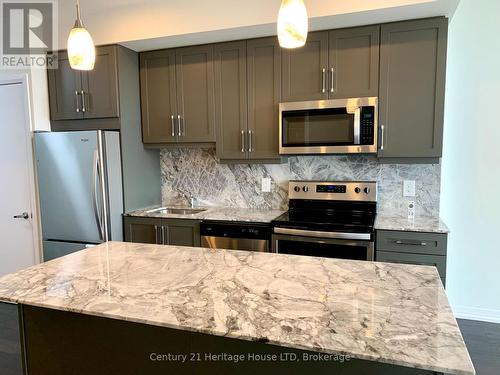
left=215, top=38, right=281, bottom=161
left=246, top=37, right=281, bottom=160
left=214, top=41, right=248, bottom=160
left=140, top=50, right=178, bottom=144
left=139, top=46, right=216, bottom=145
left=82, top=45, right=119, bottom=119
left=328, top=25, right=380, bottom=98
left=175, top=45, right=216, bottom=143
left=48, top=45, right=120, bottom=126
left=48, top=51, right=84, bottom=120
left=378, top=18, right=447, bottom=160
left=282, top=31, right=329, bottom=102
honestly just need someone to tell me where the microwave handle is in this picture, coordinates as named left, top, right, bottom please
left=353, top=107, right=361, bottom=145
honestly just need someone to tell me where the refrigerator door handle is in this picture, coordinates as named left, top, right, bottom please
left=92, top=149, right=104, bottom=241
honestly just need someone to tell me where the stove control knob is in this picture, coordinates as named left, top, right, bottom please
left=294, top=186, right=301, bottom=192
left=364, top=187, right=371, bottom=194
left=354, top=187, right=361, bottom=194
left=302, top=186, right=309, bottom=192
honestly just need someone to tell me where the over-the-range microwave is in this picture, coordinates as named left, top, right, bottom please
left=279, top=97, right=378, bottom=155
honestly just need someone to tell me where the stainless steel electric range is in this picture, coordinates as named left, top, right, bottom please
left=271, top=181, right=377, bottom=260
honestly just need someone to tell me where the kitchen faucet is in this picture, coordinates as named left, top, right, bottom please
left=181, top=192, right=196, bottom=208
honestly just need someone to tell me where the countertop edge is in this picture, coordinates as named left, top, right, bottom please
left=2, top=299, right=474, bottom=375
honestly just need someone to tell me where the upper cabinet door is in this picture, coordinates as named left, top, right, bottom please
left=82, top=45, right=119, bottom=119
left=282, top=31, right=329, bottom=102
left=175, top=45, right=215, bottom=143
left=47, top=51, right=83, bottom=120
left=328, top=26, right=380, bottom=99
left=140, top=49, right=178, bottom=144
left=379, top=18, right=447, bottom=159
left=214, top=41, right=248, bottom=160
left=247, top=37, right=281, bottom=160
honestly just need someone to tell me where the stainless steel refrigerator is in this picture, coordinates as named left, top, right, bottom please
left=35, top=131, right=124, bottom=261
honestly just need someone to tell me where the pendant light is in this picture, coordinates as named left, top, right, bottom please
left=67, top=0, right=95, bottom=70
left=277, top=0, right=308, bottom=49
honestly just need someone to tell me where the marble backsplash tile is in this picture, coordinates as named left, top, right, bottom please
left=160, top=148, right=441, bottom=217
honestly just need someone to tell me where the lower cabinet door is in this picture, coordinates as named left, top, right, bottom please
left=0, top=302, right=23, bottom=375
left=376, top=250, right=447, bottom=280
left=123, top=217, right=162, bottom=244
left=164, top=219, right=200, bottom=247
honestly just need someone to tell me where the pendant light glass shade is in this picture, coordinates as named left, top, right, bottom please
left=67, top=1, right=95, bottom=70
left=277, top=0, right=308, bottom=49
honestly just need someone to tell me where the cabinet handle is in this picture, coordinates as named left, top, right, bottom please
left=321, top=68, right=326, bottom=93
left=177, top=115, right=182, bottom=137
left=330, top=68, right=335, bottom=93
left=241, top=130, right=245, bottom=153
left=380, top=125, right=385, bottom=151
left=161, top=226, right=166, bottom=244
left=154, top=225, right=159, bottom=244
left=74, top=91, right=80, bottom=112
left=395, top=240, right=427, bottom=246
left=248, top=130, right=253, bottom=153
left=80, top=90, right=86, bottom=112
left=170, top=115, right=175, bottom=137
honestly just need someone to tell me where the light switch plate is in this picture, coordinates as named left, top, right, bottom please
left=408, top=201, right=416, bottom=220
left=261, top=177, right=271, bottom=192
left=403, top=180, right=416, bottom=197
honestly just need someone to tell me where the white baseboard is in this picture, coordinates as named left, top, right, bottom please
left=452, top=305, right=500, bottom=323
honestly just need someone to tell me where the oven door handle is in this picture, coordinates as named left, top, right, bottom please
left=273, top=227, right=371, bottom=241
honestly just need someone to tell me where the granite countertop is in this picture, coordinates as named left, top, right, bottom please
left=375, top=214, right=449, bottom=233
left=125, top=205, right=285, bottom=223
left=0, top=241, right=473, bottom=375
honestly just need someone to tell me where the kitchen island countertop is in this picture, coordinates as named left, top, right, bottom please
left=0, top=242, right=473, bottom=375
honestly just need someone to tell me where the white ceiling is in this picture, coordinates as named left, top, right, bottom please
left=57, top=0, right=460, bottom=51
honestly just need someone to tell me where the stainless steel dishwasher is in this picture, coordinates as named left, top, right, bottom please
left=200, top=221, right=270, bottom=252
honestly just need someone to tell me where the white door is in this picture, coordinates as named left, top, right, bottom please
left=0, top=81, right=37, bottom=276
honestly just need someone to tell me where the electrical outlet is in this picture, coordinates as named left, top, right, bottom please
left=261, top=177, right=271, bottom=192
left=403, top=180, right=416, bottom=197
left=408, top=201, right=416, bottom=220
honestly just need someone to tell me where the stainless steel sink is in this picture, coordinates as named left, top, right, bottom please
left=146, top=207, right=206, bottom=215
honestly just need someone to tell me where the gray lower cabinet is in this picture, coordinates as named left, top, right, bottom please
left=124, top=216, right=161, bottom=244
left=376, top=230, right=448, bottom=285
left=215, top=38, right=281, bottom=161
left=48, top=45, right=120, bottom=125
left=378, top=17, right=448, bottom=161
left=124, top=216, right=200, bottom=247
left=140, top=46, right=216, bottom=145
left=0, top=302, right=23, bottom=375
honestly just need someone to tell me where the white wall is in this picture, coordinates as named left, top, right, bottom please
left=56, top=0, right=459, bottom=51
left=441, top=0, right=500, bottom=323
left=0, top=69, right=50, bottom=132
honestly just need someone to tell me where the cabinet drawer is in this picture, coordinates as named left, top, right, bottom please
left=376, top=230, right=447, bottom=255
left=376, top=251, right=447, bottom=279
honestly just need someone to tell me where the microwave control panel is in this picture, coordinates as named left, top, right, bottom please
left=360, top=106, right=375, bottom=145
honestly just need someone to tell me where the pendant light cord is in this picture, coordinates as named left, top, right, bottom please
left=74, top=0, right=84, bottom=28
